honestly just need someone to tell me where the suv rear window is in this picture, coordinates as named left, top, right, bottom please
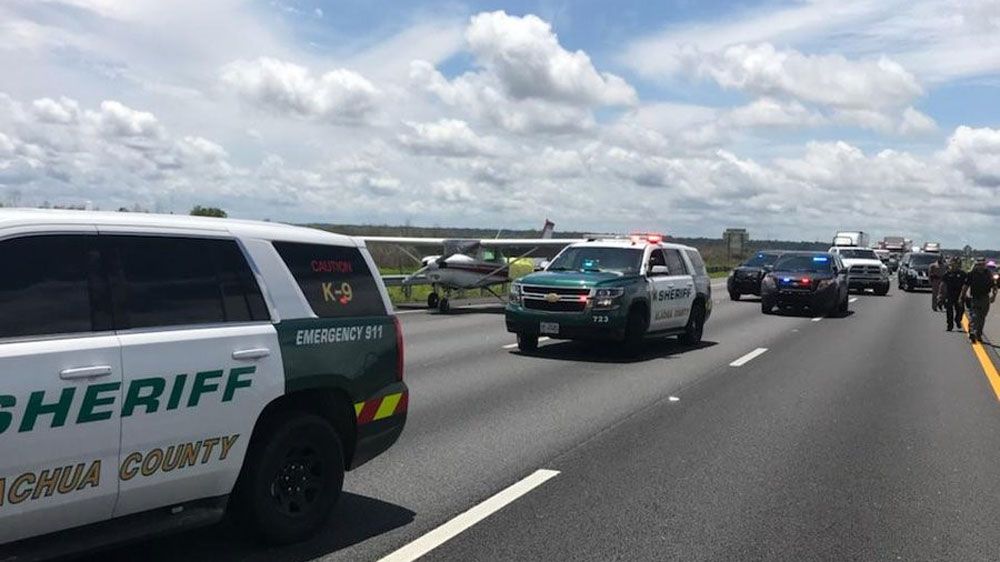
left=0, top=235, right=107, bottom=338
left=274, top=242, right=385, bottom=318
left=109, top=236, right=269, bottom=329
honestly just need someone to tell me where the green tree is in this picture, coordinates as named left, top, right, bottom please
left=190, top=205, right=227, bottom=218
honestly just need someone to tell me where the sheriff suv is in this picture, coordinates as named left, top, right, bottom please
left=505, top=234, right=712, bottom=354
left=0, top=210, right=406, bottom=559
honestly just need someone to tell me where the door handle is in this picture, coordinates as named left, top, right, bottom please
left=232, top=348, right=271, bottom=361
left=59, top=365, right=113, bottom=380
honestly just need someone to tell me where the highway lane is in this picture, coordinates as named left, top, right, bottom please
left=427, top=288, right=1000, bottom=561
left=96, top=284, right=1000, bottom=561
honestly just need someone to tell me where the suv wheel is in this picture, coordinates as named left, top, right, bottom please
left=516, top=332, right=538, bottom=352
left=622, top=308, right=648, bottom=355
left=680, top=302, right=705, bottom=345
left=837, top=292, right=849, bottom=315
left=761, top=298, right=774, bottom=314
left=230, top=412, right=344, bottom=545
left=729, top=291, right=740, bottom=301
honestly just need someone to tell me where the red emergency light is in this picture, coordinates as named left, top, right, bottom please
left=629, top=232, right=666, bottom=244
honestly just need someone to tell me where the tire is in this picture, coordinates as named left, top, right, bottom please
left=438, top=297, right=450, bottom=313
left=729, top=291, right=740, bottom=301
left=230, top=412, right=344, bottom=546
left=838, top=292, right=849, bottom=314
left=680, top=301, right=706, bottom=345
left=875, top=285, right=889, bottom=296
left=426, top=292, right=439, bottom=309
left=622, top=308, right=648, bottom=356
left=516, top=332, right=538, bottom=352
left=761, top=298, right=774, bottom=314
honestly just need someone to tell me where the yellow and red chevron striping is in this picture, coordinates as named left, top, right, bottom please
left=354, top=392, right=408, bottom=425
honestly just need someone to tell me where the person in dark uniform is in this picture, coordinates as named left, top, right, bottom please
left=941, top=257, right=967, bottom=331
left=961, top=257, right=998, bottom=343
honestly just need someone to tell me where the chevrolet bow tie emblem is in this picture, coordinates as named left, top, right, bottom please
left=545, top=293, right=560, bottom=303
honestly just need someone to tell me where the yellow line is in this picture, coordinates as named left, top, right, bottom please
left=962, top=316, right=1000, bottom=402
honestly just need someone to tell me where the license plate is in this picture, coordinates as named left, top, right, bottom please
left=539, top=322, right=559, bottom=335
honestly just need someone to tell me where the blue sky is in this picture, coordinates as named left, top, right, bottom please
left=1, top=0, right=999, bottom=247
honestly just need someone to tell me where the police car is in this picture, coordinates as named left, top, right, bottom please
left=0, top=210, right=406, bottom=557
left=505, top=234, right=711, bottom=354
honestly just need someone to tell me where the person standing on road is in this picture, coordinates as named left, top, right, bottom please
left=929, top=256, right=943, bottom=311
left=942, top=257, right=967, bottom=332
left=961, top=257, right=998, bottom=343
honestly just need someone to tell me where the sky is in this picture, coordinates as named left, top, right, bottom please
left=1, top=0, right=1000, bottom=247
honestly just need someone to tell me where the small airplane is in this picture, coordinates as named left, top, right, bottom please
left=361, top=220, right=581, bottom=312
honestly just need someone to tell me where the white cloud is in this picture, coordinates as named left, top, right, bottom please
left=91, top=100, right=163, bottom=139
left=431, top=178, right=476, bottom=204
left=397, top=119, right=497, bottom=157
left=725, top=98, right=826, bottom=128
left=220, top=57, right=381, bottom=124
left=465, top=11, right=636, bottom=106
left=897, top=106, right=937, bottom=135
left=410, top=11, right=636, bottom=134
left=683, top=43, right=922, bottom=111
left=941, top=126, right=1000, bottom=187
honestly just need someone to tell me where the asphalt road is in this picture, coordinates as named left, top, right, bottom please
left=94, top=282, right=1000, bottom=561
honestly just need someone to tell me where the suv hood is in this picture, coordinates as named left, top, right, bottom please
left=518, top=270, right=630, bottom=288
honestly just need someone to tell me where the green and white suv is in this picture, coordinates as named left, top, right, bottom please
left=0, top=209, right=406, bottom=558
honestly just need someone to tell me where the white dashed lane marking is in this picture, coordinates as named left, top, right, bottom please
left=730, top=347, right=768, bottom=367
left=849, top=297, right=858, bottom=303
left=378, top=469, right=561, bottom=562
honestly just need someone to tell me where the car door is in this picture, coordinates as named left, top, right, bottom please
left=661, top=248, right=696, bottom=328
left=103, top=233, right=283, bottom=518
left=0, top=232, right=122, bottom=544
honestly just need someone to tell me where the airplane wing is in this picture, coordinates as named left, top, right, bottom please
left=480, top=238, right=582, bottom=247
left=359, top=236, right=447, bottom=247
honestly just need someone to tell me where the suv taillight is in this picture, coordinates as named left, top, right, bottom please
left=393, top=315, right=404, bottom=382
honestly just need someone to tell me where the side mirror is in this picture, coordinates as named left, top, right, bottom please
left=649, top=265, right=670, bottom=276
left=534, top=260, right=550, bottom=272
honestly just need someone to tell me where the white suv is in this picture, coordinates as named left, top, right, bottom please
left=0, top=209, right=407, bottom=558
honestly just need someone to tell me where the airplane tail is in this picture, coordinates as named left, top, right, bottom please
left=541, top=219, right=554, bottom=239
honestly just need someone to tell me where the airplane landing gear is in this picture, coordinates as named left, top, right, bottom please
left=427, top=292, right=440, bottom=309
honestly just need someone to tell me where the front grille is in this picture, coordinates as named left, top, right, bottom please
left=521, top=285, right=590, bottom=296
left=849, top=265, right=881, bottom=275
left=524, top=299, right=587, bottom=312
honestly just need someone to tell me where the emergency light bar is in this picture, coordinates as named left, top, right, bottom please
left=628, top=232, right=666, bottom=244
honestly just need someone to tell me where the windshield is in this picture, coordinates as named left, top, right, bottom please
left=773, top=254, right=834, bottom=273
left=742, top=253, right=780, bottom=267
left=548, top=247, right=643, bottom=274
left=838, top=249, right=879, bottom=260
left=910, top=254, right=939, bottom=266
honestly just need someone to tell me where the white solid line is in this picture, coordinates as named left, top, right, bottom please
left=378, top=469, right=560, bottom=562
left=849, top=297, right=858, bottom=303
left=811, top=317, right=823, bottom=322
left=730, top=347, right=768, bottom=367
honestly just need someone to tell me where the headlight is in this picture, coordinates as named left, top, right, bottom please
left=880, top=265, right=889, bottom=278
left=593, top=287, right=625, bottom=309
left=509, top=283, right=522, bottom=305
left=761, top=275, right=776, bottom=289
left=817, top=279, right=835, bottom=290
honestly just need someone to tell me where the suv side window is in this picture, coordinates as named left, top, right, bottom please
left=663, top=249, right=688, bottom=275
left=648, top=249, right=666, bottom=268
left=109, top=236, right=269, bottom=329
left=274, top=242, right=386, bottom=318
left=0, top=235, right=108, bottom=338
left=684, top=249, right=707, bottom=276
